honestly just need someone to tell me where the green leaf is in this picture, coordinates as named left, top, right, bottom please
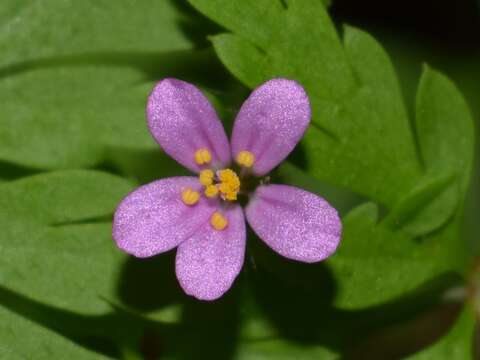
left=384, top=173, right=458, bottom=236
left=385, top=66, right=475, bottom=236
left=212, top=33, right=270, bottom=88
left=198, top=0, right=422, bottom=207
left=416, top=66, right=475, bottom=195
left=188, top=1, right=475, bottom=309
left=0, top=0, right=228, bottom=170
left=327, top=203, right=419, bottom=308
left=405, top=305, right=475, bottom=359
left=0, top=0, right=194, bottom=68
left=0, top=171, right=134, bottom=315
left=0, top=66, right=155, bottom=169
left=0, top=305, right=108, bottom=359
left=191, top=0, right=474, bottom=236
left=0, top=49, right=226, bottom=169
left=327, top=202, right=467, bottom=309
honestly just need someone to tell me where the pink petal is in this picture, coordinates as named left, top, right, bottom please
left=147, top=78, right=231, bottom=173
left=231, top=79, right=311, bottom=176
left=113, top=177, right=217, bottom=258
left=175, top=205, right=246, bottom=300
left=246, top=185, right=341, bottom=263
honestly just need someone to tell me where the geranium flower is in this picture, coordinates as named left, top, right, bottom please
left=113, top=78, right=342, bottom=300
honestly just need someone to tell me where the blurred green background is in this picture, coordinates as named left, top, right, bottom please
left=0, top=0, right=478, bottom=359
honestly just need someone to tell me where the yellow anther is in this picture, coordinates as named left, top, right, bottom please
left=217, top=169, right=240, bottom=188
left=224, top=191, right=237, bottom=201
left=210, top=211, right=228, bottom=231
left=218, top=182, right=231, bottom=194
left=194, top=148, right=212, bottom=165
left=204, top=184, right=219, bottom=198
left=236, top=150, right=255, bottom=168
left=181, top=188, right=200, bottom=206
left=217, top=169, right=240, bottom=201
left=199, top=169, right=214, bottom=186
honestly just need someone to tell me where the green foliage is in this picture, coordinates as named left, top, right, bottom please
left=0, top=305, right=108, bottom=359
left=0, top=171, right=133, bottom=315
left=188, top=0, right=474, bottom=307
left=0, top=0, right=223, bottom=169
left=0, top=66, right=155, bottom=168
left=193, top=0, right=473, bottom=213
left=187, top=0, right=476, bottom=355
left=0, top=0, right=476, bottom=358
left=0, top=0, right=193, bottom=68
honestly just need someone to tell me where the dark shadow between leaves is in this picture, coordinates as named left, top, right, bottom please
left=99, top=147, right=190, bottom=185
left=247, top=230, right=463, bottom=355
left=176, top=281, right=242, bottom=359
left=0, top=276, right=241, bottom=359
left=0, top=285, right=120, bottom=358
left=246, top=231, right=338, bottom=344
left=345, top=301, right=464, bottom=359
left=168, top=0, right=224, bottom=48
left=0, top=160, right=43, bottom=181
left=116, top=251, right=184, bottom=312
left=285, top=141, right=308, bottom=171
left=0, top=284, right=193, bottom=359
left=116, top=250, right=243, bottom=359
left=0, top=48, right=231, bottom=93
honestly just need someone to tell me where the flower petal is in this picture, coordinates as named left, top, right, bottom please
left=113, top=177, right=216, bottom=258
left=246, top=185, right=341, bottom=263
left=147, top=78, right=231, bottom=173
left=175, top=205, right=246, bottom=300
left=231, top=78, right=311, bottom=175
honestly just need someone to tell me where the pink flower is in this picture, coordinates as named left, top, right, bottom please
left=113, top=78, right=342, bottom=300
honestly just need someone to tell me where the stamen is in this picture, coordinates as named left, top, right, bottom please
left=199, top=169, right=214, bottom=186
left=194, top=148, right=212, bottom=165
left=210, top=211, right=228, bottom=230
left=204, top=184, right=219, bottom=198
left=217, top=169, right=240, bottom=201
left=181, top=188, right=200, bottom=205
left=224, top=191, right=237, bottom=201
left=217, top=169, right=241, bottom=187
left=236, top=150, right=255, bottom=167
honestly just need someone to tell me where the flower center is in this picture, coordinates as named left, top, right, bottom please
left=181, top=148, right=256, bottom=231
left=199, top=168, right=240, bottom=201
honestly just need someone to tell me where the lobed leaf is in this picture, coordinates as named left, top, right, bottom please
left=0, top=171, right=134, bottom=315
left=0, top=305, right=108, bottom=359
left=0, top=66, right=155, bottom=169
left=0, top=0, right=194, bottom=68
left=416, top=66, right=475, bottom=195
left=327, top=203, right=467, bottom=309
left=0, top=0, right=226, bottom=170
left=191, top=0, right=474, bottom=233
left=189, top=0, right=475, bottom=311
